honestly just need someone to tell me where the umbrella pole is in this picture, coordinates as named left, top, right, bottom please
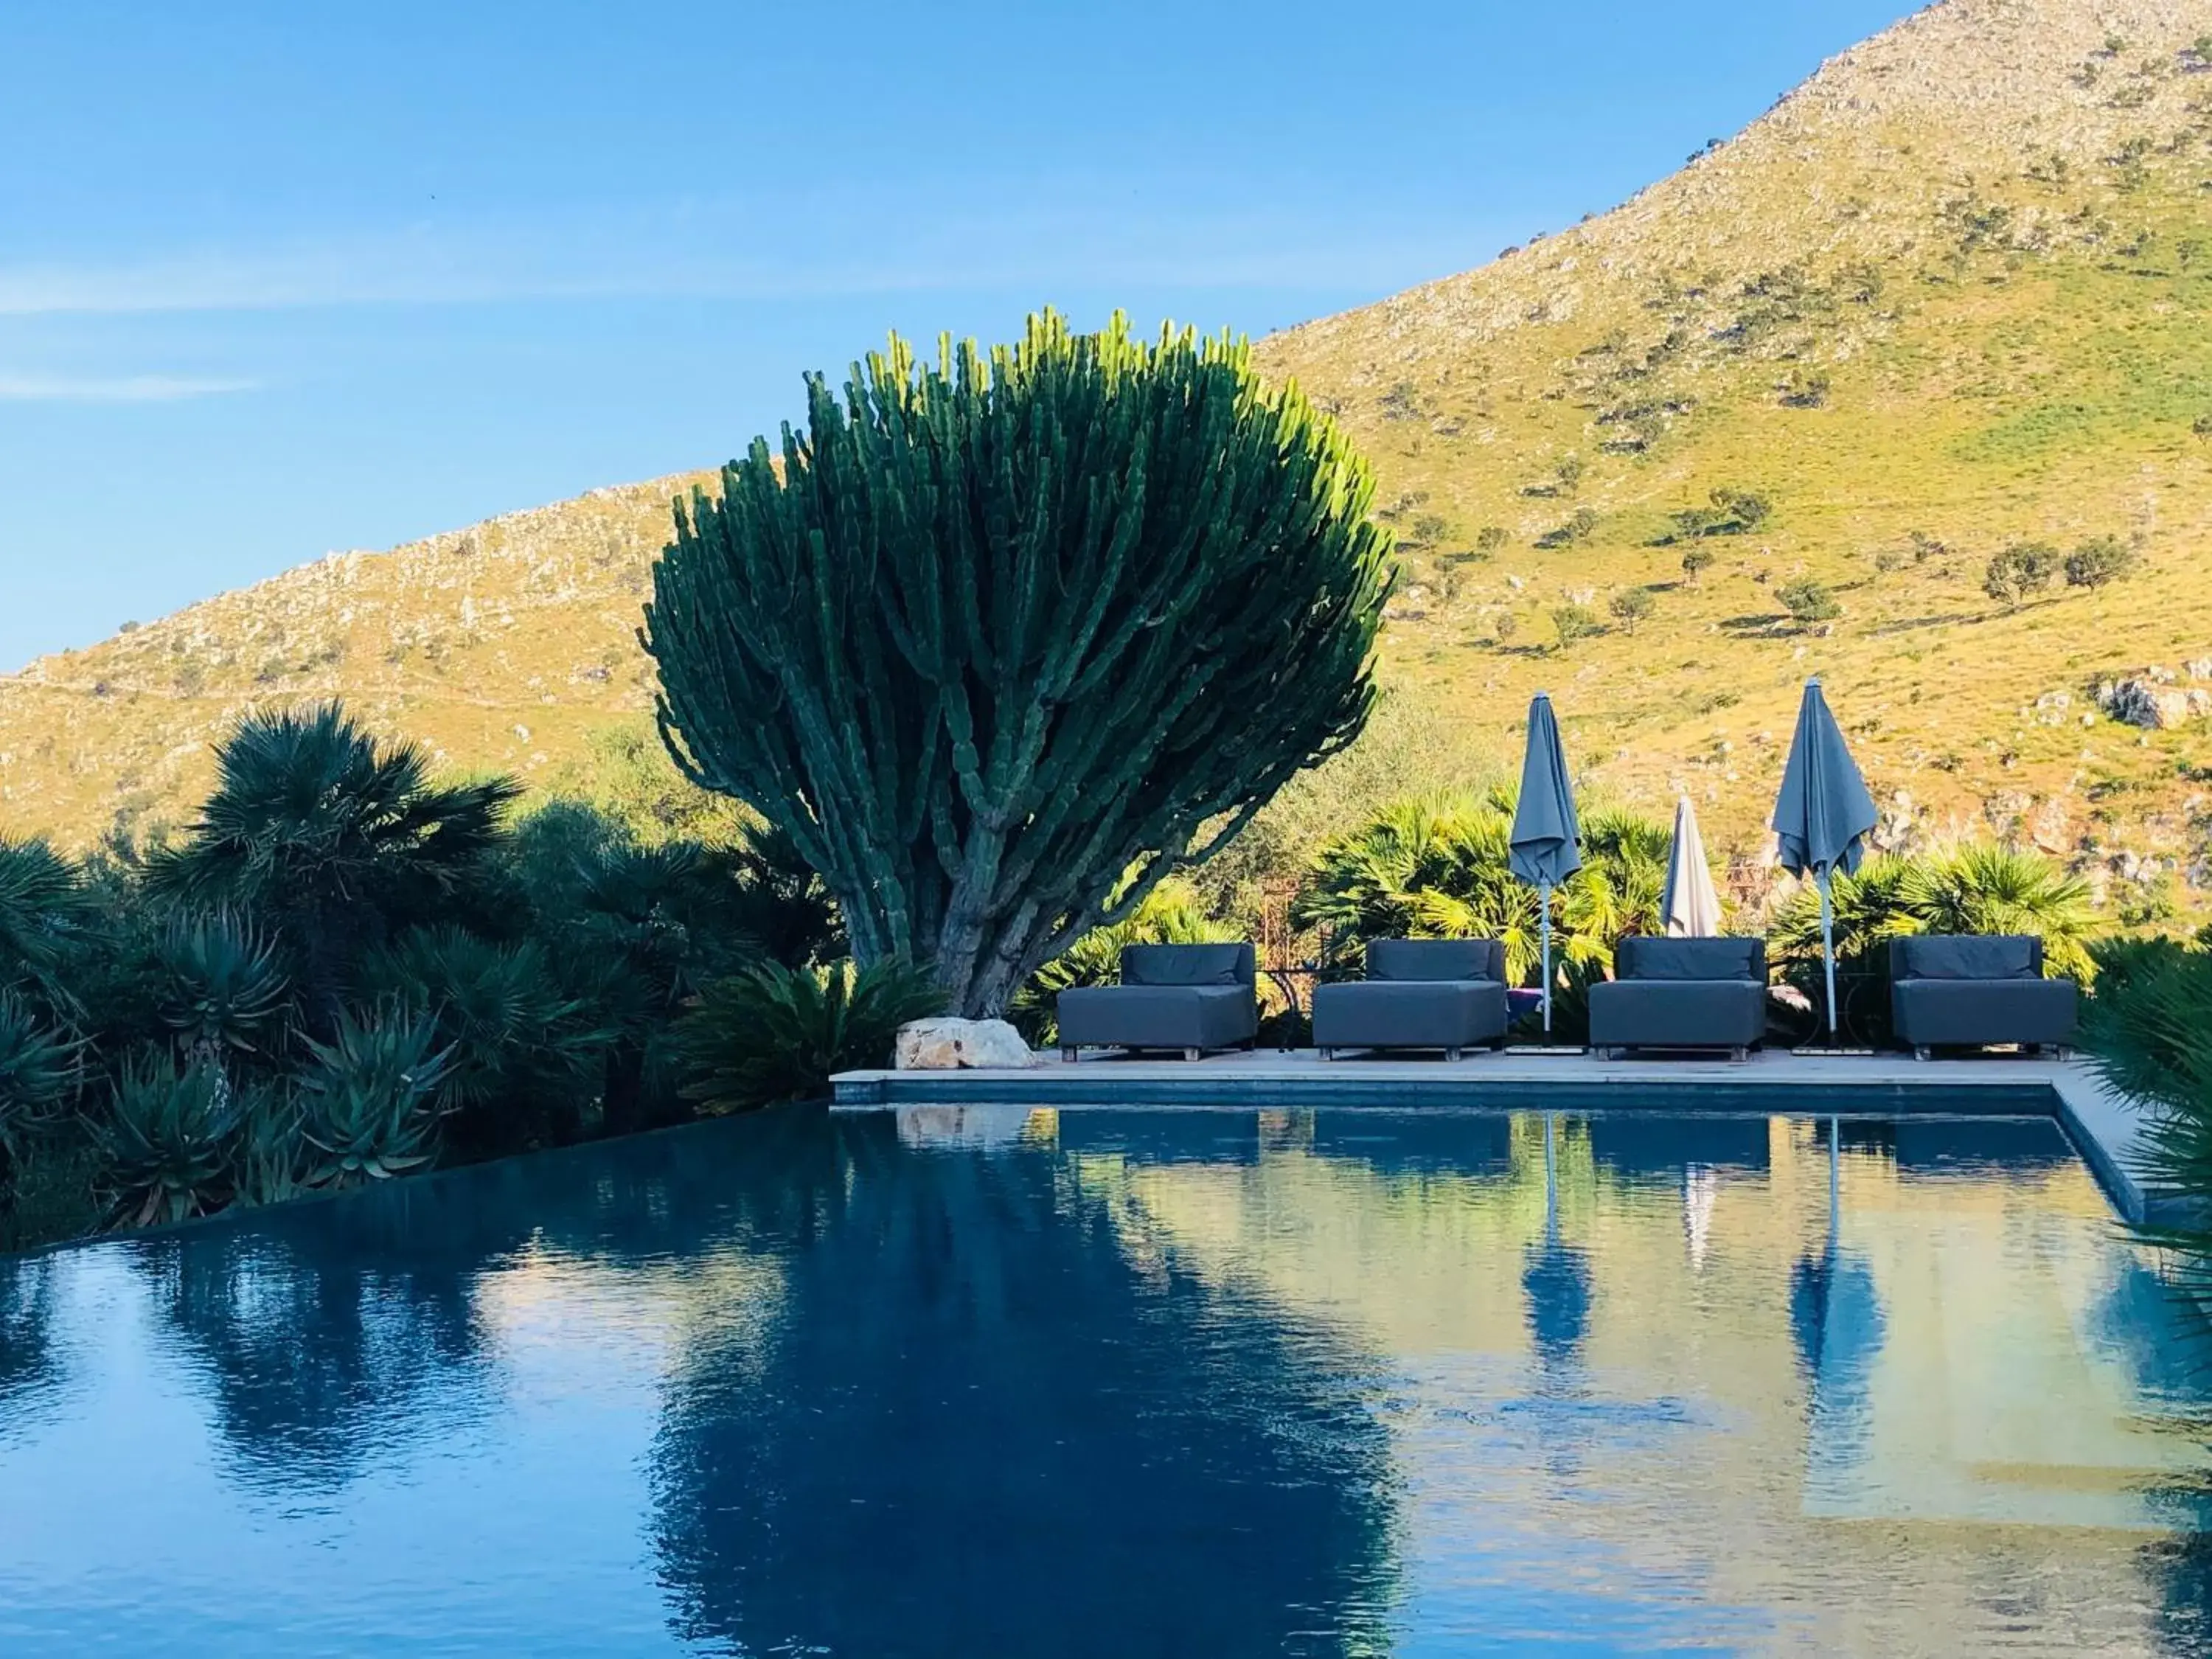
left=1828, top=1115, right=1840, bottom=1238
left=1818, top=869, right=1838, bottom=1041
left=1540, top=882, right=1553, bottom=1037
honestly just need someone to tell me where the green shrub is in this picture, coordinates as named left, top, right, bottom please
left=1776, top=580, right=1840, bottom=626
left=1664, top=487, right=1770, bottom=541
left=1536, top=508, right=1599, bottom=549
left=1680, top=549, right=1714, bottom=584
left=1607, top=588, right=1657, bottom=635
left=2063, top=535, right=2138, bottom=590
left=1475, top=526, right=1510, bottom=552
left=1983, top=543, right=2060, bottom=607
left=365, top=926, right=611, bottom=1153
left=675, top=961, right=945, bottom=1113
left=1551, top=604, right=1600, bottom=647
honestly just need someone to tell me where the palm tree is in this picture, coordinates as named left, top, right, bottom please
left=1902, top=844, right=2096, bottom=980
left=1770, top=845, right=2096, bottom=980
left=145, top=704, right=518, bottom=1020
left=1011, top=877, right=1235, bottom=1043
left=1291, top=790, right=1669, bottom=985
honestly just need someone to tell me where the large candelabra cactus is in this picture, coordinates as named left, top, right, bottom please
left=643, top=310, right=1393, bottom=1017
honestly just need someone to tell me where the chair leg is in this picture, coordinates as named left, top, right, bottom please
left=1183, top=1047, right=1202, bottom=1062
left=1061, top=1046, right=1077, bottom=1063
left=1445, top=1047, right=1464, bottom=1062
left=1913, top=1045, right=1933, bottom=1062
left=1731, top=1046, right=1748, bottom=1064
left=1318, top=1046, right=1333, bottom=1061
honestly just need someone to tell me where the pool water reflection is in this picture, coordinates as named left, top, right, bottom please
left=0, top=1107, right=2206, bottom=1656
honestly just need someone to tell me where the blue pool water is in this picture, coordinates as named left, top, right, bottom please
left=0, top=1106, right=2208, bottom=1657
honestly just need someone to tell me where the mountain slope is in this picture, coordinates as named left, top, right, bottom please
left=8, top=0, right=2212, bottom=917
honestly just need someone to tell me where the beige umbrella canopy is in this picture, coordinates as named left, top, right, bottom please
left=1660, top=796, right=1724, bottom=938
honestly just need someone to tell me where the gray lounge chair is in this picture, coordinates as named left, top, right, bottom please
left=1589, top=936, right=1767, bottom=1062
left=1311, top=939, right=1509, bottom=1060
left=1057, top=942, right=1258, bottom=1061
left=1891, top=935, right=2076, bottom=1059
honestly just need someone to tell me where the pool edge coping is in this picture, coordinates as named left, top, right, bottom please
left=832, top=1054, right=2156, bottom=1225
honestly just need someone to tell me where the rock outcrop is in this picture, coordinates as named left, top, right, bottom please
left=893, top=1018, right=1039, bottom=1071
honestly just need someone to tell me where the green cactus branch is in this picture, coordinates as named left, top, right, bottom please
left=642, top=310, right=1393, bottom=1018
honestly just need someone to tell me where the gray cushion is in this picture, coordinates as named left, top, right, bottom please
left=1589, top=978, right=1766, bottom=1049
left=1121, top=942, right=1253, bottom=987
left=1057, top=984, right=1256, bottom=1050
left=1312, top=978, right=1509, bottom=1050
left=1615, top=936, right=1766, bottom=983
left=1893, top=978, right=2076, bottom=1047
left=1893, top=935, right=2040, bottom=981
left=1366, top=939, right=1504, bottom=983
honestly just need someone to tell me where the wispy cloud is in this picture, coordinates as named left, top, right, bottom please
left=0, top=204, right=1484, bottom=317
left=0, top=372, right=259, bottom=402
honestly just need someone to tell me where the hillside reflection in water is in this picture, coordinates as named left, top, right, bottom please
left=0, top=1106, right=2205, bottom=1657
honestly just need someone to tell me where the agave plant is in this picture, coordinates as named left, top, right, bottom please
left=296, top=1004, right=453, bottom=1187
left=1010, top=877, right=1234, bottom=1043
left=156, top=908, right=292, bottom=1068
left=230, top=1082, right=312, bottom=1208
left=675, top=960, right=945, bottom=1113
left=0, top=992, right=78, bottom=1158
left=92, top=1055, right=246, bottom=1228
left=0, top=838, right=94, bottom=1015
left=365, top=925, right=611, bottom=1147
left=142, top=703, right=520, bottom=1016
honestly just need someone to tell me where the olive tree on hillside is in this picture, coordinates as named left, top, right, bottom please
left=643, top=312, right=1394, bottom=1018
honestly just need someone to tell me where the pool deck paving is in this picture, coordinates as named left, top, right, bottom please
left=832, top=1047, right=2166, bottom=1224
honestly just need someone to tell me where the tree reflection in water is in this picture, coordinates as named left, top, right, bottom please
left=649, top=1113, right=1400, bottom=1659
left=0, top=1254, right=58, bottom=1435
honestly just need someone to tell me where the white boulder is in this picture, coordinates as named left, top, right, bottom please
left=894, top=1018, right=1040, bottom=1071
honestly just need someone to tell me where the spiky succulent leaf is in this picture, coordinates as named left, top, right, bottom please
left=93, top=1056, right=246, bottom=1228
left=674, top=960, right=945, bottom=1113
left=0, top=992, right=76, bottom=1156
left=156, top=908, right=291, bottom=1057
left=296, top=1005, right=453, bottom=1187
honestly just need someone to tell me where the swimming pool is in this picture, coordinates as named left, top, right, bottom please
left=0, top=1106, right=2205, bottom=1656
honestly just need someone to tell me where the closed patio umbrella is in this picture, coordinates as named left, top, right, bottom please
left=1660, top=795, right=1724, bottom=938
left=1509, top=692, right=1582, bottom=1035
left=1772, top=678, right=1878, bottom=1041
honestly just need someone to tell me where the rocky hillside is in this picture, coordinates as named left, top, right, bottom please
left=0, top=475, right=709, bottom=845
left=1253, top=0, right=2212, bottom=917
left=8, top=0, right=2212, bottom=919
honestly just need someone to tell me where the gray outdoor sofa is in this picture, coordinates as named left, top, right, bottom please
left=1057, top=942, right=1259, bottom=1061
left=1589, top=936, right=1767, bottom=1061
left=1312, top=939, right=1511, bottom=1060
left=1890, top=935, right=2076, bottom=1059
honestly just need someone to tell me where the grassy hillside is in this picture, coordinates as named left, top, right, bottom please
left=1251, top=0, right=2212, bottom=918
left=9, top=0, right=2212, bottom=922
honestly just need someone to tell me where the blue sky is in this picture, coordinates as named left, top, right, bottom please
left=0, top=0, right=1916, bottom=669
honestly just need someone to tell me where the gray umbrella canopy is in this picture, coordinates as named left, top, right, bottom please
left=1772, top=678, right=1878, bottom=1039
left=1509, top=692, right=1582, bottom=1034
